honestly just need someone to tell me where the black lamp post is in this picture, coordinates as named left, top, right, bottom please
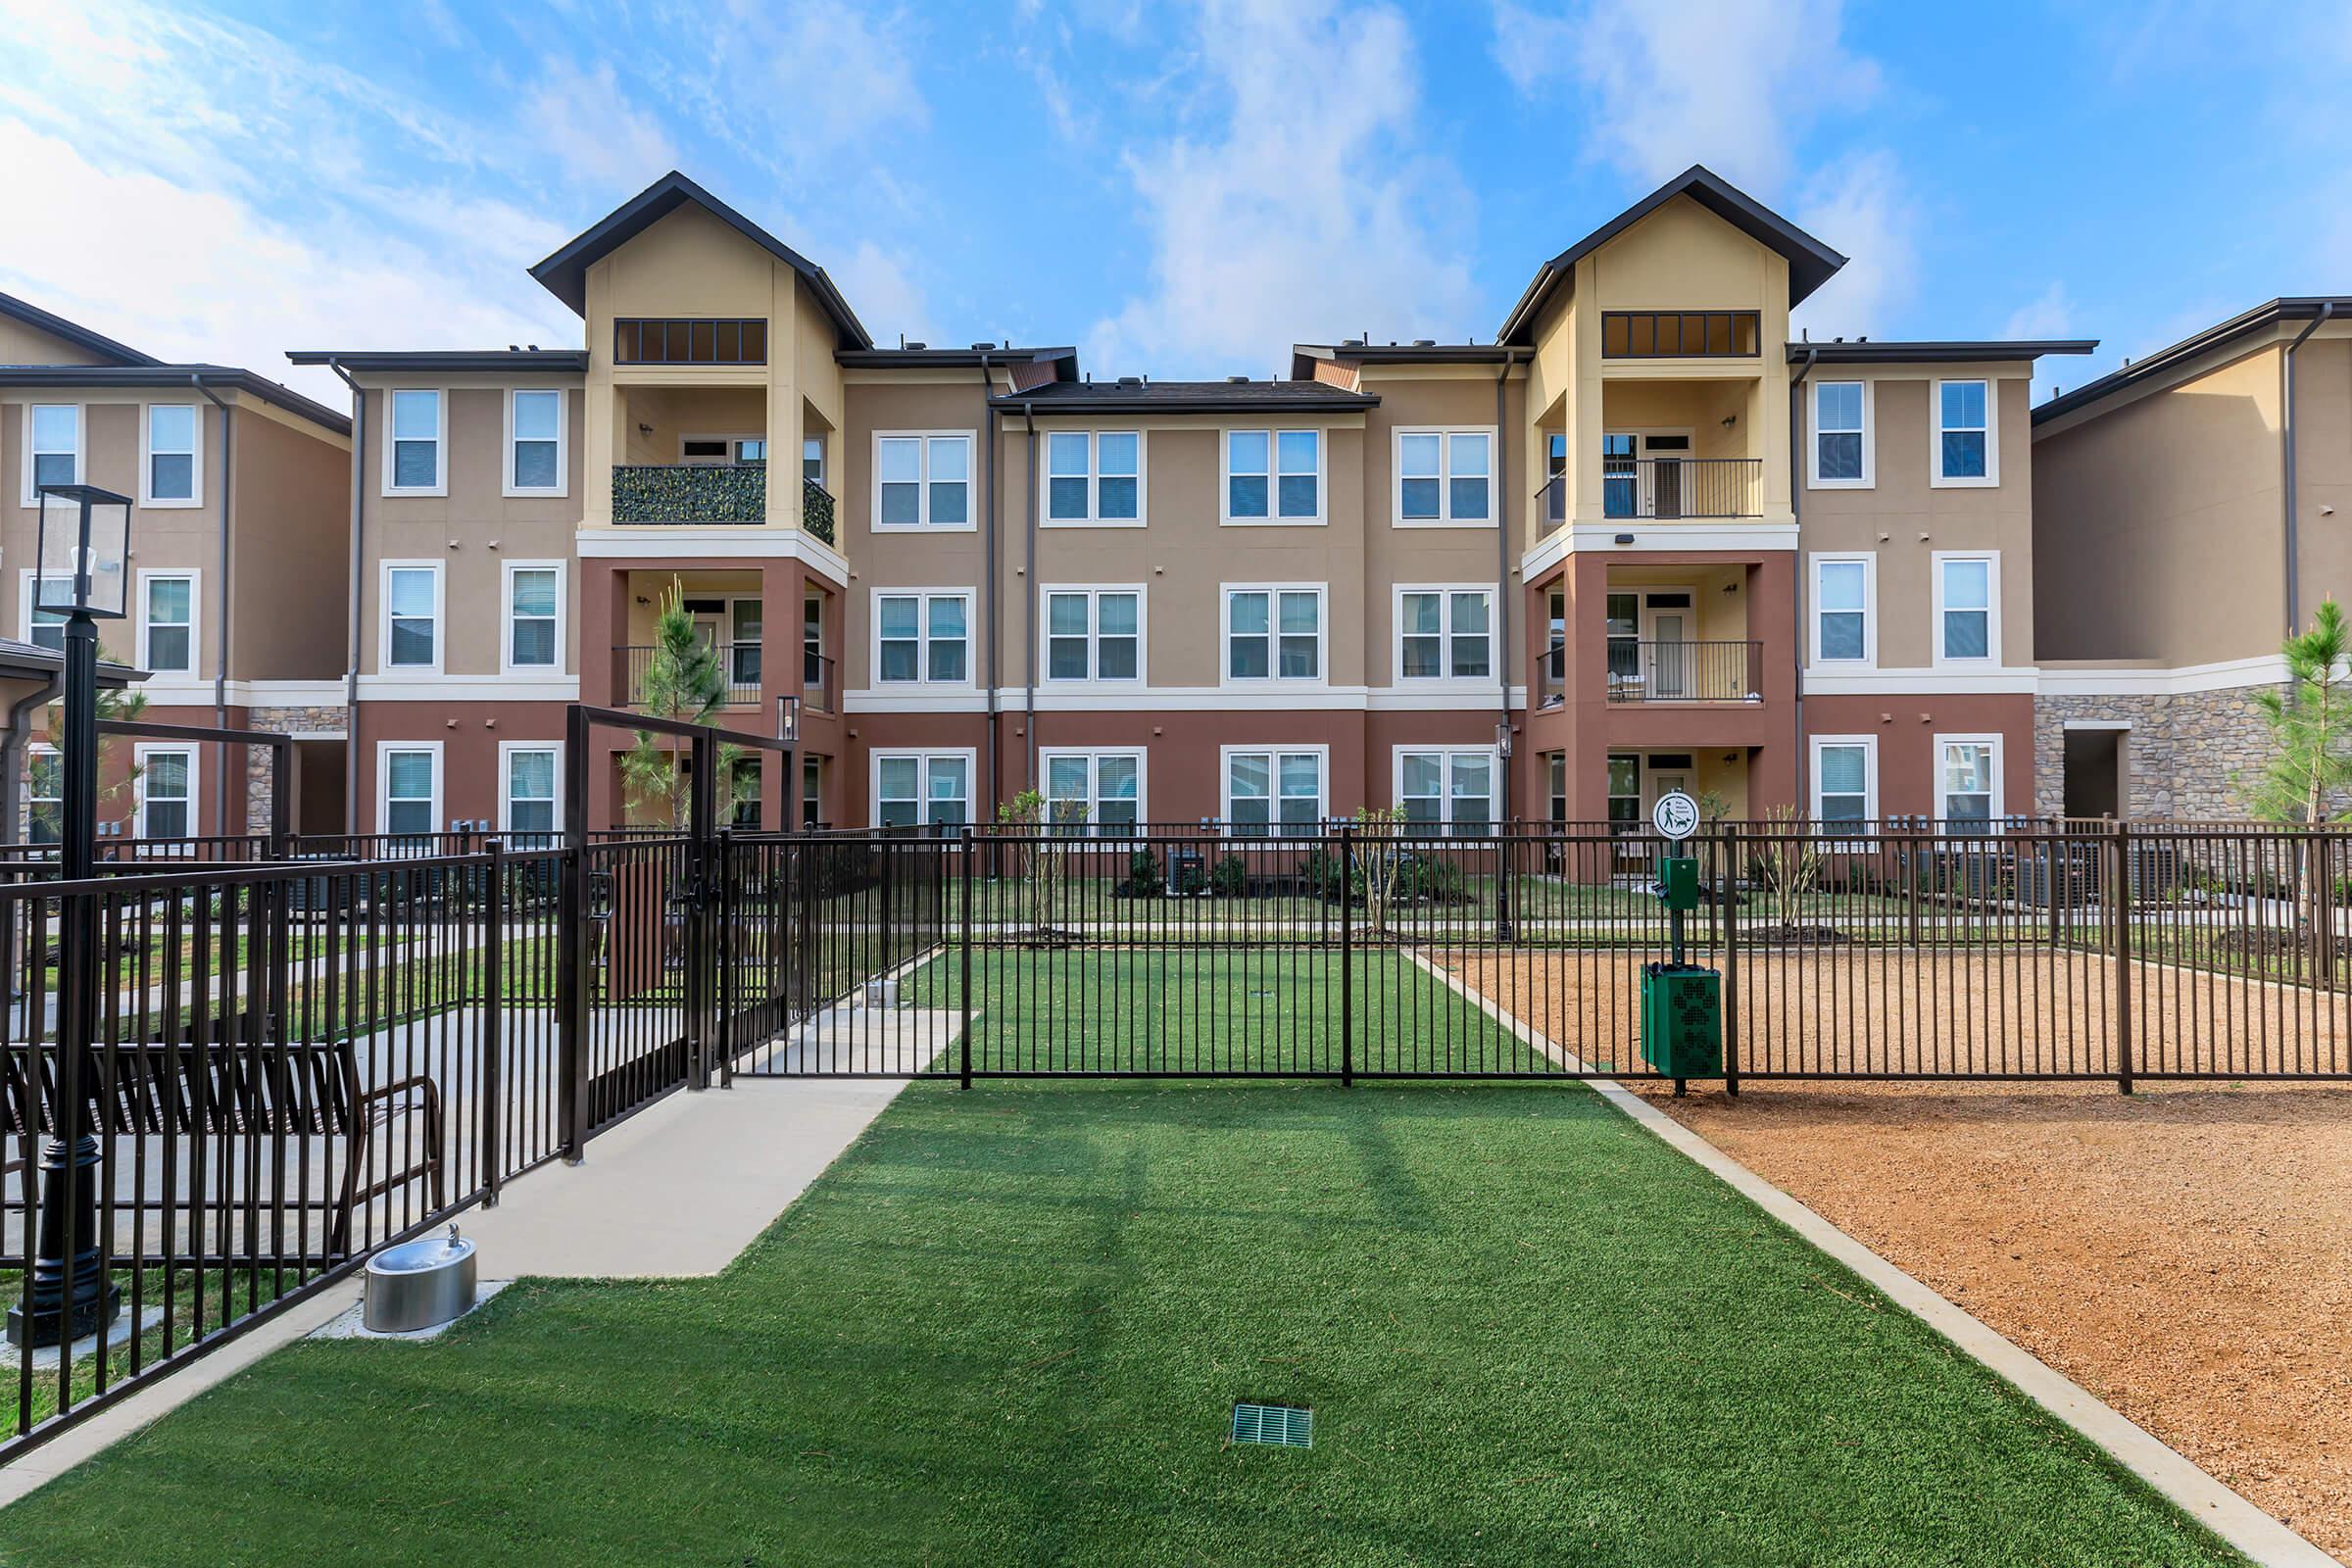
left=7, top=484, right=130, bottom=1348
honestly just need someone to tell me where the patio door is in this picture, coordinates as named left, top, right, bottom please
left=1644, top=591, right=1694, bottom=699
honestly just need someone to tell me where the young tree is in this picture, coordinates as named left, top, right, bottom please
left=618, top=581, right=753, bottom=828
left=1751, top=802, right=1823, bottom=932
left=1352, top=804, right=1408, bottom=934
left=2243, top=598, right=2352, bottom=948
left=995, top=786, right=1084, bottom=932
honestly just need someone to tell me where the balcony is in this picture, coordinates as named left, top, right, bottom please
left=611, top=464, right=764, bottom=525
left=803, top=478, right=837, bottom=547
left=618, top=641, right=764, bottom=708
left=1603, top=457, right=1759, bottom=519
left=802, top=649, right=839, bottom=715
left=1608, top=640, right=1760, bottom=704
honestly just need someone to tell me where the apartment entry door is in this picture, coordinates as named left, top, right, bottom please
left=1602, top=431, right=1692, bottom=519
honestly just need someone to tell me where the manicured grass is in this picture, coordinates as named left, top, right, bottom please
left=0, top=1074, right=2236, bottom=1565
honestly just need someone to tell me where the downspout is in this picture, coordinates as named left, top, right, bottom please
left=193, top=373, right=233, bottom=836
left=1021, top=401, right=1039, bottom=788
left=1494, top=349, right=1523, bottom=823
left=978, top=352, right=998, bottom=821
left=1788, top=346, right=1820, bottom=815
left=0, top=670, right=61, bottom=855
left=2282, top=303, right=2335, bottom=635
left=327, top=358, right=366, bottom=836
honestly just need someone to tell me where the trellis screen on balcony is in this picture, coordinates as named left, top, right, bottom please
left=613, top=318, right=768, bottom=365
left=1601, top=312, right=1761, bottom=358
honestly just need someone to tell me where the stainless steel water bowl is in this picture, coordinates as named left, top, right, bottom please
left=364, top=1225, right=477, bottom=1334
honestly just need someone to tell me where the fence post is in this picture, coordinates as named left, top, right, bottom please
left=481, top=835, right=505, bottom=1204
left=1340, top=821, right=1354, bottom=1088
left=558, top=844, right=588, bottom=1163
left=2112, top=817, right=2135, bottom=1095
left=715, top=825, right=735, bottom=1090
left=958, top=827, right=974, bottom=1090
left=1718, top=820, right=1740, bottom=1098
left=2314, top=818, right=2335, bottom=991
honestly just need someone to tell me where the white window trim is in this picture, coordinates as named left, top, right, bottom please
left=21, top=403, right=82, bottom=506
left=502, top=560, right=566, bottom=675
left=1934, top=733, right=2006, bottom=827
left=1040, top=429, right=1147, bottom=528
left=802, top=434, right=826, bottom=486
left=1393, top=583, right=1496, bottom=684
left=1391, top=744, right=1501, bottom=836
left=1807, top=553, right=1877, bottom=668
left=1220, top=427, right=1327, bottom=526
left=1931, top=550, right=2001, bottom=667
left=1809, top=734, right=1879, bottom=828
left=381, top=560, right=445, bottom=676
left=132, top=743, right=199, bottom=840
left=16, top=568, right=62, bottom=648
left=24, top=742, right=60, bottom=844
left=135, top=568, right=202, bottom=677
left=1038, top=583, right=1148, bottom=686
left=1393, top=425, right=1500, bottom=528
left=376, top=740, right=444, bottom=837
left=381, top=388, right=448, bottom=497
left=497, top=740, right=563, bottom=836
left=1218, top=743, right=1330, bottom=834
left=1807, top=378, right=1873, bottom=490
left=1038, top=747, right=1150, bottom=829
left=869, top=587, right=976, bottom=688
left=140, top=402, right=203, bottom=509
left=1220, top=583, right=1328, bottom=688
left=869, top=748, right=977, bottom=828
left=871, top=430, right=979, bottom=532
left=1930, top=376, right=1999, bottom=488
left=502, top=388, right=569, bottom=498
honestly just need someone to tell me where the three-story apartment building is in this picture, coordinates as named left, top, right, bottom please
left=0, top=291, right=352, bottom=841
left=287, top=166, right=2097, bottom=841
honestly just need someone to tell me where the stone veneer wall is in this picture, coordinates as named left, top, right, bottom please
left=243, top=705, right=348, bottom=834
left=2034, top=684, right=2318, bottom=820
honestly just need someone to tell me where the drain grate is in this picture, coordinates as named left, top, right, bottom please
left=1230, top=1401, right=1312, bottom=1448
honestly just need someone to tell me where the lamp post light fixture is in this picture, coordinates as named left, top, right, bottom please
left=8, top=485, right=132, bottom=1348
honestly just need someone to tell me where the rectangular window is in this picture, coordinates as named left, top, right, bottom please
left=874, top=591, right=971, bottom=685
left=387, top=389, right=442, bottom=492
left=507, top=565, right=560, bottom=669
left=1811, top=381, right=1868, bottom=487
left=503, top=747, right=558, bottom=837
left=1811, top=737, right=1877, bottom=825
left=1223, top=429, right=1321, bottom=522
left=1225, top=587, right=1322, bottom=682
left=729, top=756, right=761, bottom=830
left=143, top=574, right=194, bottom=673
left=1043, top=750, right=1144, bottom=835
left=1224, top=749, right=1325, bottom=836
left=1045, top=430, right=1143, bottom=525
left=383, top=748, right=438, bottom=837
left=1600, top=311, right=1762, bottom=358
left=1396, top=430, right=1493, bottom=525
left=386, top=564, right=439, bottom=669
left=613, top=318, right=767, bottom=365
left=1936, top=378, right=1993, bottom=483
left=1936, top=555, right=1995, bottom=662
left=802, top=436, right=825, bottom=484
left=1545, top=752, right=1567, bottom=826
left=1396, top=588, right=1493, bottom=680
left=1043, top=588, right=1142, bottom=683
left=25, top=746, right=60, bottom=846
left=509, top=389, right=564, bottom=493
left=24, top=584, right=63, bottom=655
left=730, top=599, right=762, bottom=692
left=1606, top=754, right=1642, bottom=832
left=874, top=753, right=969, bottom=829
left=1396, top=748, right=1497, bottom=837
left=1937, top=738, right=2001, bottom=826
left=802, top=756, right=823, bottom=830
left=26, top=405, right=78, bottom=501
left=137, top=748, right=193, bottom=840
left=1812, top=556, right=1872, bottom=664
left=875, top=433, right=972, bottom=529
left=145, top=404, right=198, bottom=504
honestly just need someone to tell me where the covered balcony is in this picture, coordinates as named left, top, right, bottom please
left=603, top=380, right=838, bottom=541
left=1532, top=368, right=1773, bottom=533
left=1535, top=563, right=1766, bottom=709
left=611, top=568, right=841, bottom=719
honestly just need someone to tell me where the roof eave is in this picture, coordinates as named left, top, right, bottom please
left=2034, top=298, right=2352, bottom=425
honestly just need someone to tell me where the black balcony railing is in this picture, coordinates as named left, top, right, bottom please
left=802, top=649, right=839, bottom=715
left=611, top=464, right=765, bottom=524
left=803, top=478, right=837, bottom=546
left=1607, top=640, right=1761, bottom=703
left=1537, top=474, right=1566, bottom=535
left=1537, top=644, right=1566, bottom=708
left=1603, top=457, right=1760, bottom=519
left=619, top=642, right=763, bottom=707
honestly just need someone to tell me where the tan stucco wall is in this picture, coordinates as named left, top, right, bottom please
left=228, top=404, right=351, bottom=681
left=0, top=318, right=106, bottom=366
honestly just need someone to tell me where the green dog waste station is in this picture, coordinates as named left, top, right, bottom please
left=1640, top=854, right=1723, bottom=1090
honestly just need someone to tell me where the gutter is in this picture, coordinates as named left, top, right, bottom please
left=326, top=358, right=365, bottom=835
left=1021, top=401, right=1038, bottom=788
left=2282, top=303, right=2335, bottom=634
left=1788, top=346, right=1820, bottom=814
left=0, top=668, right=61, bottom=857
left=192, top=373, right=233, bottom=836
left=979, top=351, right=998, bottom=821
left=1494, top=349, right=1524, bottom=823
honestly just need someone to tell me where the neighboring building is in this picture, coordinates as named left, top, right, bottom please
left=2032, top=299, right=2352, bottom=820
left=282, top=165, right=2113, bottom=837
left=0, top=292, right=352, bottom=841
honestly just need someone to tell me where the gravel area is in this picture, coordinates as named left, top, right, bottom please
left=1450, top=951, right=2352, bottom=1563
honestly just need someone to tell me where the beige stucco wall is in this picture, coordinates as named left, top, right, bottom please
left=228, top=403, right=352, bottom=681
left=0, top=318, right=104, bottom=366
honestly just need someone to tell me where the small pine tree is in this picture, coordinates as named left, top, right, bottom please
left=2245, top=598, right=2352, bottom=825
left=619, top=581, right=745, bottom=829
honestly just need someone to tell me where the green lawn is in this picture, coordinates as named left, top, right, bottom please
left=0, top=1071, right=2235, bottom=1564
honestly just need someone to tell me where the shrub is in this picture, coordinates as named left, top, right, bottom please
left=1119, top=846, right=1163, bottom=899
left=1211, top=853, right=1250, bottom=899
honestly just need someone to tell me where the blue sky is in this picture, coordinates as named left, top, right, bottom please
left=2, top=0, right=2347, bottom=405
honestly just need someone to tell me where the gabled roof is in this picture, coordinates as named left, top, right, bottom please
left=0, top=290, right=162, bottom=368
left=2033, top=298, right=2352, bottom=426
left=989, top=379, right=1376, bottom=415
left=527, top=171, right=872, bottom=351
left=1497, top=165, right=1848, bottom=346
left=1788, top=339, right=2097, bottom=366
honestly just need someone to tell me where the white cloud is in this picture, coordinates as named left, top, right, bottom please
left=2002, top=283, right=2075, bottom=341
left=1089, top=0, right=1478, bottom=378
left=1790, top=152, right=1916, bottom=341
left=1495, top=0, right=1880, bottom=193
left=832, top=242, right=934, bottom=347
left=752, top=0, right=930, bottom=153
left=525, top=60, right=679, bottom=189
